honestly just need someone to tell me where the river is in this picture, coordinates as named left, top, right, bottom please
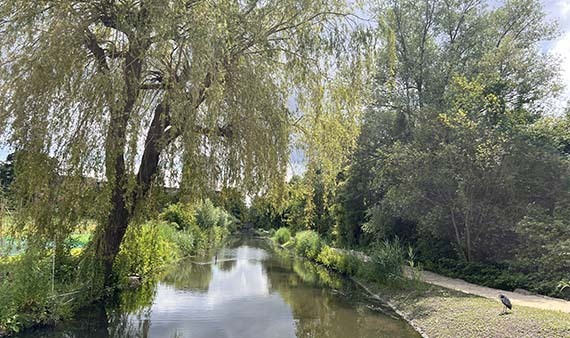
left=18, top=237, right=421, bottom=338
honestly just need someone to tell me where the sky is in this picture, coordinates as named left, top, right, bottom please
left=544, top=0, right=570, bottom=105
left=1, top=0, right=570, bottom=171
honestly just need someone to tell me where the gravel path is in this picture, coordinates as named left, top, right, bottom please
left=407, top=268, right=570, bottom=313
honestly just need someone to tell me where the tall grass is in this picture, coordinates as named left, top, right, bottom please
left=362, top=239, right=406, bottom=284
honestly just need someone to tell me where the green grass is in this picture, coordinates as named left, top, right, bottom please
left=361, top=280, right=570, bottom=338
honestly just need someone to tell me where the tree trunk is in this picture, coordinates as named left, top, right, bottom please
left=94, top=101, right=171, bottom=288
left=465, top=220, right=472, bottom=262
left=450, top=208, right=467, bottom=261
left=98, top=184, right=130, bottom=287
left=91, top=26, right=212, bottom=289
left=94, top=42, right=147, bottom=288
left=94, top=132, right=131, bottom=287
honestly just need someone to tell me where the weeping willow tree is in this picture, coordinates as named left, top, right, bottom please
left=0, top=0, right=366, bottom=288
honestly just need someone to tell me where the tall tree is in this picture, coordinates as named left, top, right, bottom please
left=0, top=0, right=362, bottom=288
left=340, top=0, right=562, bottom=259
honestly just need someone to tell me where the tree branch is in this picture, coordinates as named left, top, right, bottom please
left=84, top=28, right=109, bottom=73
left=140, top=83, right=169, bottom=90
left=193, top=125, right=233, bottom=138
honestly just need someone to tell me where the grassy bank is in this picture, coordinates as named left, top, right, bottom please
left=360, top=281, right=570, bottom=338
left=270, top=228, right=570, bottom=338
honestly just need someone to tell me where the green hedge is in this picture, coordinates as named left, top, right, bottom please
left=277, top=228, right=411, bottom=286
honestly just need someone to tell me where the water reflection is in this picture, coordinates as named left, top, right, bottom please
left=144, top=245, right=296, bottom=338
left=18, top=238, right=420, bottom=338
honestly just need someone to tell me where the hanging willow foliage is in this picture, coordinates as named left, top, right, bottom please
left=0, top=0, right=371, bottom=286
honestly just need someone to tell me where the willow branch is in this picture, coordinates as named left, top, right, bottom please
left=84, top=28, right=109, bottom=73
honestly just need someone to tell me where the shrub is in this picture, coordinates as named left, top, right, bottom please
left=316, top=245, right=337, bottom=267
left=160, top=203, right=194, bottom=230
left=316, top=245, right=361, bottom=276
left=273, top=227, right=292, bottom=245
left=217, top=210, right=239, bottom=232
left=0, top=248, right=67, bottom=335
left=174, top=230, right=195, bottom=256
left=294, top=230, right=323, bottom=260
left=195, top=199, right=220, bottom=229
left=217, top=211, right=230, bottom=228
left=338, top=252, right=362, bottom=275
left=365, top=239, right=405, bottom=283
left=114, top=221, right=179, bottom=278
left=210, top=226, right=229, bottom=246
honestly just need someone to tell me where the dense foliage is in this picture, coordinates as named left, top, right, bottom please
left=248, top=0, right=570, bottom=299
left=275, top=228, right=404, bottom=283
left=294, top=230, right=324, bottom=260
left=273, top=228, right=292, bottom=245
left=0, top=199, right=231, bottom=335
left=0, top=0, right=369, bottom=296
left=1, top=0, right=570, bottom=335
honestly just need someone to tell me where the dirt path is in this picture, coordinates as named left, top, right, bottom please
left=405, top=268, right=570, bottom=313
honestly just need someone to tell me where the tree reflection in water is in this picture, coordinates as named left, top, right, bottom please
left=15, top=238, right=420, bottom=338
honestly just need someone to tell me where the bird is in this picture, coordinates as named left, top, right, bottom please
left=499, top=293, right=512, bottom=314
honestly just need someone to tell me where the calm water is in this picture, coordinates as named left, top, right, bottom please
left=20, top=238, right=420, bottom=338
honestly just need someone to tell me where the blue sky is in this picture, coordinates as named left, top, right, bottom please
left=1, top=0, right=570, bottom=168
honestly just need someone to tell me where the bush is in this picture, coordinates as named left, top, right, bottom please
left=174, top=230, right=195, bottom=256
left=364, top=239, right=405, bottom=283
left=316, top=245, right=361, bottom=276
left=185, top=225, right=229, bottom=255
left=210, top=226, right=229, bottom=246
left=274, top=227, right=292, bottom=245
left=160, top=203, right=194, bottom=230
left=0, top=248, right=70, bottom=335
left=195, top=199, right=220, bottom=229
left=316, top=245, right=337, bottom=267
left=114, top=221, right=180, bottom=279
left=217, top=210, right=239, bottom=233
left=161, top=200, right=236, bottom=235
left=294, top=230, right=323, bottom=260
left=338, top=252, right=362, bottom=275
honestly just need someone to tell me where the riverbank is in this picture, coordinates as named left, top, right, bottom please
left=357, top=278, right=570, bottom=338
left=268, top=232, right=570, bottom=338
left=411, top=268, right=570, bottom=313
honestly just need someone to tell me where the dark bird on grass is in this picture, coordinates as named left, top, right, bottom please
left=499, top=293, right=512, bottom=314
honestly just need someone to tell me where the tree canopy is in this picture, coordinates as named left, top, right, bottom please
left=0, top=0, right=369, bottom=287
left=245, top=0, right=570, bottom=298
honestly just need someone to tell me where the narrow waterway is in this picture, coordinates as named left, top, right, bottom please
left=19, top=237, right=421, bottom=338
